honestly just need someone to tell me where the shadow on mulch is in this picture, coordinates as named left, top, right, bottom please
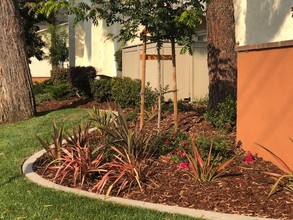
left=36, top=97, right=93, bottom=116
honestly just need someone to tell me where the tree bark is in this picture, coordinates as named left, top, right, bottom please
left=0, top=0, right=36, bottom=124
left=206, top=0, right=237, bottom=110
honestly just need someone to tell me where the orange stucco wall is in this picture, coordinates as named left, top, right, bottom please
left=237, top=46, right=293, bottom=170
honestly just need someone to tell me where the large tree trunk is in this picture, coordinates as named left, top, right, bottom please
left=206, top=0, right=237, bottom=110
left=0, top=0, right=36, bottom=124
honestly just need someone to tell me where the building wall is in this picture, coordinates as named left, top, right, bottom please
left=122, top=42, right=208, bottom=100
left=237, top=43, right=293, bottom=169
left=235, top=0, right=293, bottom=169
left=234, top=0, right=293, bottom=46
left=69, top=1, right=121, bottom=77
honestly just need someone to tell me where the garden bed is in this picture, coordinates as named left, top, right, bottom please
left=34, top=98, right=293, bottom=220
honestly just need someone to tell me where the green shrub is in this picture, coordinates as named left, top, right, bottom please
left=152, top=131, right=233, bottom=164
left=68, top=66, right=97, bottom=97
left=35, top=93, right=54, bottom=105
left=51, top=68, right=69, bottom=85
left=177, top=99, right=194, bottom=111
left=187, top=134, right=236, bottom=183
left=144, top=83, right=160, bottom=109
left=33, top=79, right=53, bottom=95
left=91, top=77, right=113, bottom=102
left=204, top=96, right=236, bottom=130
left=44, top=83, right=75, bottom=101
left=193, top=95, right=208, bottom=108
left=194, top=135, right=233, bottom=163
left=111, top=77, right=141, bottom=109
left=114, top=48, right=122, bottom=72
left=152, top=130, right=191, bottom=162
left=111, top=77, right=158, bottom=109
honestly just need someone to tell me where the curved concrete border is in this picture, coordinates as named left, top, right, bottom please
left=22, top=150, right=274, bottom=220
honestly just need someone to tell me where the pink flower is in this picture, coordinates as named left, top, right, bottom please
left=244, top=151, right=254, bottom=164
left=165, top=139, right=169, bottom=144
left=175, top=148, right=179, bottom=151
left=178, top=162, right=188, bottom=169
left=180, top=152, right=185, bottom=157
left=174, top=151, right=178, bottom=155
left=172, top=135, right=176, bottom=139
left=184, top=145, right=189, bottom=149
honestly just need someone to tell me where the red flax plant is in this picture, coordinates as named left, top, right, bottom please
left=48, top=145, right=107, bottom=188
left=88, top=106, right=155, bottom=197
left=186, top=134, right=236, bottom=182
left=91, top=145, right=145, bottom=198
left=45, top=124, right=107, bottom=188
left=256, top=141, right=293, bottom=196
left=36, top=120, right=64, bottom=161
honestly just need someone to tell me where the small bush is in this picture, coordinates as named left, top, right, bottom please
left=145, top=83, right=160, bottom=109
left=33, top=79, right=53, bottom=95
left=91, top=77, right=113, bottom=102
left=68, top=66, right=97, bottom=97
left=111, top=77, right=141, bottom=109
left=111, top=77, right=158, bottom=109
left=152, top=130, right=191, bottom=162
left=44, top=83, right=75, bottom=101
left=204, top=96, right=236, bottom=130
left=194, top=135, right=233, bottom=163
left=193, top=95, right=208, bottom=108
left=35, top=93, right=54, bottom=105
left=51, top=68, right=69, bottom=85
left=114, top=48, right=122, bottom=72
left=153, top=131, right=233, bottom=164
left=187, top=134, right=235, bottom=183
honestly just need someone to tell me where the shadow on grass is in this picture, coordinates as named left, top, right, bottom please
left=0, top=174, right=22, bottom=187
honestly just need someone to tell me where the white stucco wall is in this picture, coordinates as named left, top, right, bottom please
left=69, top=0, right=122, bottom=77
left=234, top=0, right=293, bottom=46
left=69, top=18, right=122, bottom=77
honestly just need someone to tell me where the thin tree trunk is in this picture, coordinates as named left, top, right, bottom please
left=0, top=0, right=36, bottom=124
left=206, top=0, right=237, bottom=110
left=171, top=38, right=178, bottom=130
left=157, top=44, right=162, bottom=132
left=139, top=30, right=147, bottom=130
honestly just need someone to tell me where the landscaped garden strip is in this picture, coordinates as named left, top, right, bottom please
left=0, top=108, right=201, bottom=220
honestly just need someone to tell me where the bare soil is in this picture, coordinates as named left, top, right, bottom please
left=35, top=97, right=293, bottom=220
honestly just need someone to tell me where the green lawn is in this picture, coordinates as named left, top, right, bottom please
left=0, top=108, right=202, bottom=220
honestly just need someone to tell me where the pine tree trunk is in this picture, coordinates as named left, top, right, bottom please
left=0, top=0, right=36, bottom=124
left=206, top=0, right=237, bottom=110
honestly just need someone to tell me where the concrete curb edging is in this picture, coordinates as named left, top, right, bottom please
left=22, top=149, right=274, bottom=220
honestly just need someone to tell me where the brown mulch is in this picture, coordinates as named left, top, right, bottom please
left=35, top=98, right=293, bottom=220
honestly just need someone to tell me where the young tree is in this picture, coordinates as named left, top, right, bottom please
left=82, top=0, right=204, bottom=130
left=206, top=0, right=237, bottom=110
left=0, top=0, right=36, bottom=124
left=28, top=0, right=205, bottom=130
left=46, top=24, right=69, bottom=69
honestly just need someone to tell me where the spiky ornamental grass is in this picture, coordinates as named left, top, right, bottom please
left=0, top=108, right=201, bottom=220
